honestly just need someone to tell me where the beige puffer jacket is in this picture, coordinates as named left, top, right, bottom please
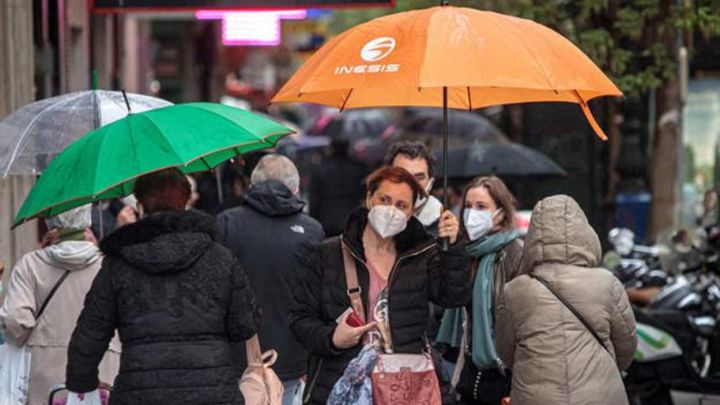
left=496, top=195, right=637, bottom=405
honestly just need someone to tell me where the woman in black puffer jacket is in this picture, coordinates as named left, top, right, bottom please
left=66, top=169, right=260, bottom=405
left=290, top=166, right=471, bottom=404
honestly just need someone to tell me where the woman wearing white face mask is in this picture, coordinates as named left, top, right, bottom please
left=436, top=175, right=524, bottom=405
left=290, top=166, right=472, bottom=405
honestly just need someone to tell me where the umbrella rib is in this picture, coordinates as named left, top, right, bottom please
left=135, top=113, right=188, bottom=163
left=2, top=91, right=87, bottom=177
left=467, top=87, right=472, bottom=111
left=200, top=156, right=211, bottom=171
left=340, top=89, right=354, bottom=112
left=186, top=105, right=273, bottom=142
left=490, top=16, right=558, bottom=93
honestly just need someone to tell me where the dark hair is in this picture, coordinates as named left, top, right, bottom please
left=134, top=168, right=191, bottom=214
left=366, top=166, right=427, bottom=205
left=383, top=141, right=436, bottom=178
left=460, top=176, right=517, bottom=234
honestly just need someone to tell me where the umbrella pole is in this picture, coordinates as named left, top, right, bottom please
left=215, top=169, right=224, bottom=206
left=96, top=203, right=104, bottom=241
left=441, top=86, right=449, bottom=252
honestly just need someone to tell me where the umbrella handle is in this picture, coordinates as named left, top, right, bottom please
left=440, top=86, right=449, bottom=252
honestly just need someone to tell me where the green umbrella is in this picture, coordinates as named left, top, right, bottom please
left=13, top=102, right=293, bottom=227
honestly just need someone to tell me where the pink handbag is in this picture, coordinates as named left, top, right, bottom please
left=371, top=352, right=441, bottom=405
left=239, top=335, right=283, bottom=405
left=341, top=242, right=441, bottom=405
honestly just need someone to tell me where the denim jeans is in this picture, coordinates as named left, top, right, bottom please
left=282, top=378, right=305, bottom=405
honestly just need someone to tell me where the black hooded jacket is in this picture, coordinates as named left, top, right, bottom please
left=217, top=180, right=325, bottom=381
left=289, top=207, right=471, bottom=404
left=66, top=210, right=260, bottom=405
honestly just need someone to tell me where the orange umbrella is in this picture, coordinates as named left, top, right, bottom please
left=273, top=4, right=620, bottom=135
left=272, top=3, right=621, bottom=246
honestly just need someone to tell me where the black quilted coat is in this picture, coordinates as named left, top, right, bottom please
left=290, top=207, right=471, bottom=404
left=66, top=210, right=260, bottom=405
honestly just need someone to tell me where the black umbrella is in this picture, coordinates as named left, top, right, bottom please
left=442, top=142, right=567, bottom=179
left=393, top=109, right=509, bottom=150
left=306, top=108, right=393, bottom=141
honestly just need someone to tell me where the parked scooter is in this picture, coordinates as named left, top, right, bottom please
left=605, top=228, right=720, bottom=405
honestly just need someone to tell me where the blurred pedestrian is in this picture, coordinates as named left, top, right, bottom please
left=0, top=258, right=4, bottom=344
left=91, top=196, right=138, bottom=240
left=218, top=154, right=325, bottom=405
left=186, top=175, right=200, bottom=209
left=436, top=176, right=524, bottom=404
left=310, top=138, right=368, bottom=236
left=0, top=258, right=5, bottom=300
left=290, top=166, right=471, bottom=404
left=699, top=189, right=718, bottom=228
left=0, top=205, right=120, bottom=405
left=65, top=168, right=261, bottom=405
left=496, top=195, right=637, bottom=405
left=384, top=141, right=442, bottom=236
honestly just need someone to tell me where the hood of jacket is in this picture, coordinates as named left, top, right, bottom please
left=100, top=210, right=215, bottom=274
left=37, top=241, right=102, bottom=271
left=243, top=180, right=305, bottom=217
left=522, top=195, right=601, bottom=272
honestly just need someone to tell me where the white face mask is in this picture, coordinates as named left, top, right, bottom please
left=368, top=204, right=409, bottom=239
left=464, top=208, right=501, bottom=241
left=414, top=178, right=435, bottom=209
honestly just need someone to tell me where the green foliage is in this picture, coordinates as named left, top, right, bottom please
left=328, top=0, right=720, bottom=96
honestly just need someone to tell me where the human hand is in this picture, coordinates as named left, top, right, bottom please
left=438, top=210, right=459, bottom=244
left=116, top=205, right=137, bottom=227
left=332, top=311, right=377, bottom=349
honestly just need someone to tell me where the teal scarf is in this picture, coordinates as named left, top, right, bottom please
left=436, top=231, right=518, bottom=369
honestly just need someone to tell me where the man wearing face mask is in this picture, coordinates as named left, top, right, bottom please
left=290, top=166, right=471, bottom=405
left=384, top=142, right=442, bottom=236
left=436, top=176, right=524, bottom=405
left=384, top=142, right=452, bottom=350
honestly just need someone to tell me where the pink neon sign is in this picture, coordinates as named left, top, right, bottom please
left=195, top=9, right=307, bottom=46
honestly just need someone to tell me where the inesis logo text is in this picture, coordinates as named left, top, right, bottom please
left=334, top=37, right=400, bottom=75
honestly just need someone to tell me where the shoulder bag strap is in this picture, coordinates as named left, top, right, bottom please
left=245, top=334, right=263, bottom=367
left=36, top=271, right=70, bottom=320
left=340, top=240, right=366, bottom=324
left=530, top=273, right=609, bottom=353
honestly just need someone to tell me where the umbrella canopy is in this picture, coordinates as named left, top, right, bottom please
left=442, top=142, right=567, bottom=178
left=393, top=109, right=509, bottom=149
left=271, top=5, right=621, bottom=140
left=13, top=103, right=293, bottom=227
left=271, top=4, right=621, bottom=249
left=0, top=90, right=172, bottom=177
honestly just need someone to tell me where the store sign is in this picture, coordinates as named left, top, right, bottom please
left=94, top=0, right=395, bottom=11
left=196, top=10, right=308, bottom=46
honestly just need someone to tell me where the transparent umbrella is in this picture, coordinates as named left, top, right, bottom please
left=0, top=90, right=172, bottom=177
